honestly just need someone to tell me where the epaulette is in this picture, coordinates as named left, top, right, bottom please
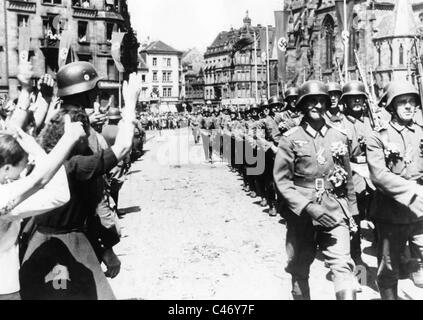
left=283, top=127, right=300, bottom=137
left=327, top=124, right=348, bottom=136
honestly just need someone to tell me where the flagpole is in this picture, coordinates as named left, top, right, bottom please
left=266, top=25, right=270, bottom=99
left=254, top=31, right=258, bottom=104
left=118, top=72, right=122, bottom=111
left=4, top=0, right=10, bottom=92
left=344, top=0, right=349, bottom=82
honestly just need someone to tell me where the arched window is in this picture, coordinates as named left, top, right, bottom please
left=399, top=44, right=404, bottom=65
left=321, top=15, right=335, bottom=70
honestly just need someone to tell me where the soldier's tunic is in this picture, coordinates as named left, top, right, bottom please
left=367, top=121, right=423, bottom=289
left=324, top=111, right=345, bottom=129
left=273, top=121, right=357, bottom=293
left=200, top=115, right=216, bottom=161
left=258, top=115, right=281, bottom=207
left=276, top=110, right=303, bottom=135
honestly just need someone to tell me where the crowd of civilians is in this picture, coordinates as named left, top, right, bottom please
left=0, top=59, right=143, bottom=300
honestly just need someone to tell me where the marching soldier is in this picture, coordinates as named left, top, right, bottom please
left=200, top=107, right=215, bottom=163
left=273, top=80, right=358, bottom=300
left=276, top=87, right=302, bottom=134
left=340, top=81, right=374, bottom=267
left=324, top=82, right=344, bottom=128
left=258, top=97, right=283, bottom=216
left=366, top=81, right=423, bottom=299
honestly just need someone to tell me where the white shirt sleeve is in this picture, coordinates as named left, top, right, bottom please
left=1, top=166, right=70, bottom=221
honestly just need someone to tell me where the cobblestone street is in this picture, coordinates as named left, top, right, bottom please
left=109, top=128, right=423, bottom=300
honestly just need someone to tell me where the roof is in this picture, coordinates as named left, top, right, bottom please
left=374, top=0, right=419, bottom=39
left=206, top=25, right=276, bottom=56
left=138, top=54, right=148, bottom=71
left=141, top=40, right=182, bottom=55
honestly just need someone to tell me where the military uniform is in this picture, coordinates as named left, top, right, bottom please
left=366, top=81, right=423, bottom=299
left=274, top=121, right=357, bottom=299
left=274, top=81, right=358, bottom=300
left=367, top=121, right=423, bottom=296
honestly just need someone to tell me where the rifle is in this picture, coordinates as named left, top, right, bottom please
left=353, top=49, right=377, bottom=129
left=412, top=37, right=423, bottom=117
left=335, top=57, right=345, bottom=86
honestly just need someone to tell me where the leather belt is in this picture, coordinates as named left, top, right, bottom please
left=37, top=226, right=84, bottom=235
left=294, top=178, right=333, bottom=191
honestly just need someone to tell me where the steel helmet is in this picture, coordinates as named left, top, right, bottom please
left=327, top=82, right=342, bottom=94
left=57, top=62, right=102, bottom=97
left=284, top=87, right=300, bottom=100
left=268, top=96, right=284, bottom=107
left=384, top=81, right=420, bottom=112
left=107, top=107, right=122, bottom=120
left=296, top=80, right=330, bottom=110
left=340, top=80, right=368, bottom=103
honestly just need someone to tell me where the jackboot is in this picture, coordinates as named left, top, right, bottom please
left=379, top=286, right=398, bottom=300
left=291, top=279, right=311, bottom=300
left=335, top=290, right=357, bottom=300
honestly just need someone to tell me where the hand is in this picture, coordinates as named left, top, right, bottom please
left=304, top=203, right=342, bottom=229
left=102, top=248, right=121, bottom=279
left=17, top=60, right=34, bottom=89
left=14, top=127, right=46, bottom=158
left=89, top=112, right=107, bottom=126
left=37, top=74, right=55, bottom=102
left=63, top=114, right=86, bottom=142
left=122, top=72, right=142, bottom=108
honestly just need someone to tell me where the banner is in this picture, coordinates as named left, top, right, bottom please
left=18, top=26, right=31, bottom=62
left=274, top=10, right=290, bottom=84
left=58, top=29, right=73, bottom=69
left=335, top=0, right=355, bottom=35
left=111, top=32, right=126, bottom=73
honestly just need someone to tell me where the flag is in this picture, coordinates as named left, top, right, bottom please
left=335, top=0, right=355, bottom=34
left=58, top=29, right=73, bottom=69
left=274, top=10, right=290, bottom=83
left=111, top=32, right=126, bottom=73
left=18, top=26, right=31, bottom=62
left=258, top=27, right=267, bottom=57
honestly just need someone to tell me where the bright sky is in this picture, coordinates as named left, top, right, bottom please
left=127, top=0, right=284, bottom=53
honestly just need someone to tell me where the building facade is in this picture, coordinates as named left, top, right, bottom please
left=139, top=40, right=182, bottom=113
left=282, top=0, right=423, bottom=96
left=204, top=12, right=279, bottom=109
left=0, top=0, right=134, bottom=107
left=181, top=48, right=205, bottom=111
left=183, top=66, right=204, bottom=111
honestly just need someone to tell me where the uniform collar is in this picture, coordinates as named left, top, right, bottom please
left=390, top=120, right=417, bottom=133
left=302, top=121, right=329, bottom=138
left=346, top=114, right=365, bottom=124
left=326, top=111, right=343, bottom=121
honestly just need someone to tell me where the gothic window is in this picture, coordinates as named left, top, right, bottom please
left=399, top=44, right=404, bottom=65
left=321, top=15, right=335, bottom=70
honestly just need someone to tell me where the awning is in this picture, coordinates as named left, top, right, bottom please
left=169, top=105, right=178, bottom=113
left=159, top=104, right=170, bottom=113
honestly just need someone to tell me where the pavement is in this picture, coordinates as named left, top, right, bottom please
left=109, top=128, right=423, bottom=300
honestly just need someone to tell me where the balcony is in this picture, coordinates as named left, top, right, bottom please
left=97, top=10, right=124, bottom=22
left=72, top=6, right=98, bottom=19
left=97, top=42, right=111, bottom=56
left=7, top=0, right=36, bottom=13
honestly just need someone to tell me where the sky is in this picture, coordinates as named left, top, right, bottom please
left=127, top=0, right=284, bottom=53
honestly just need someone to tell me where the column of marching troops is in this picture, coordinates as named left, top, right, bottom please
left=190, top=79, right=423, bottom=300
